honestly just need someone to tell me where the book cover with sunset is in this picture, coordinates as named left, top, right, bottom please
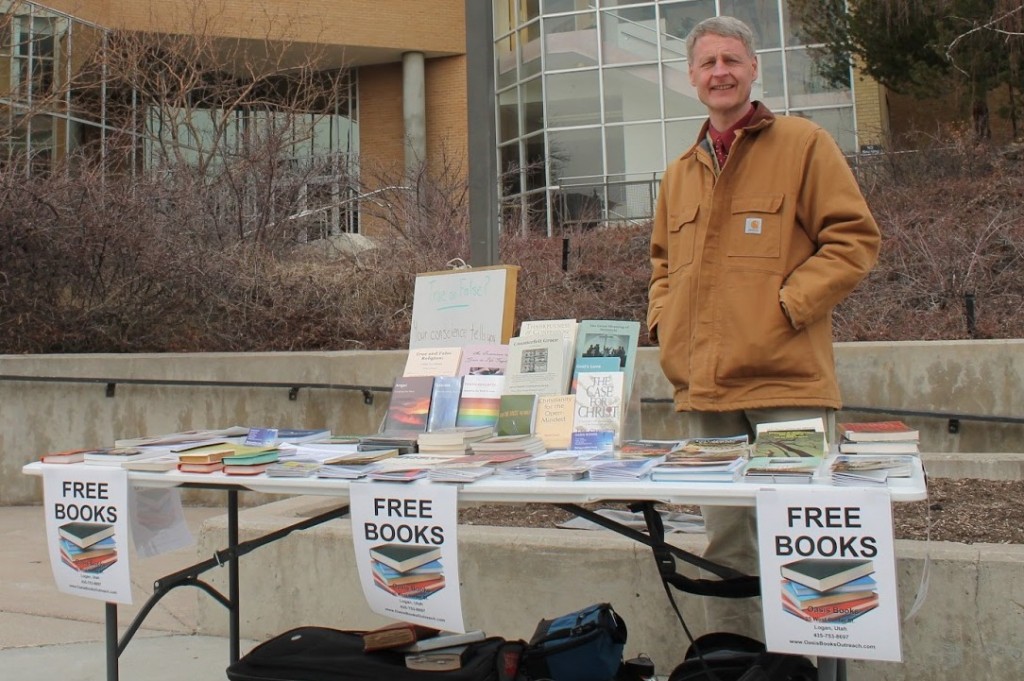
left=383, top=376, right=435, bottom=433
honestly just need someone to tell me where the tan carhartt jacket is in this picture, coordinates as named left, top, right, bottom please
left=648, top=103, right=880, bottom=412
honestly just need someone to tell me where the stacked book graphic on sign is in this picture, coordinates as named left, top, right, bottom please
left=779, top=558, right=878, bottom=623
left=58, top=521, right=118, bottom=573
left=369, top=543, right=445, bottom=600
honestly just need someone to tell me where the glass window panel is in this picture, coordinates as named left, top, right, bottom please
left=603, top=65, right=661, bottom=123
left=499, top=87, right=520, bottom=143
left=782, top=0, right=806, bottom=46
left=494, top=0, right=515, bottom=34
left=543, top=0, right=591, bottom=13
left=720, top=0, right=782, bottom=50
left=544, top=70, right=601, bottom=127
left=522, top=0, right=541, bottom=21
left=786, top=47, right=851, bottom=108
left=548, top=127, right=603, bottom=184
left=606, top=122, right=664, bottom=176
left=520, top=24, right=542, bottom=78
left=522, top=77, right=544, bottom=134
left=758, top=50, right=785, bottom=110
left=791, top=107, right=856, bottom=153
left=659, top=0, right=715, bottom=60
left=543, top=12, right=598, bottom=70
left=662, top=61, right=705, bottom=118
left=665, top=118, right=705, bottom=159
left=500, top=141, right=522, bottom=196
left=524, top=133, right=547, bottom=191
left=600, top=5, right=658, bottom=65
left=496, top=31, right=518, bottom=90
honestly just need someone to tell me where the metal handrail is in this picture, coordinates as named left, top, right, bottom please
left=3, top=373, right=1020, bottom=426
left=0, top=374, right=391, bottom=404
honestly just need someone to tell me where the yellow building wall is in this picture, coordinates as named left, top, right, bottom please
left=852, top=60, right=888, bottom=150
left=39, top=0, right=465, bottom=55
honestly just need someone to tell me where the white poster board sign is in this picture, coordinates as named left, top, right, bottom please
left=349, top=482, right=465, bottom=632
left=409, top=265, right=518, bottom=350
left=42, top=466, right=133, bottom=604
left=756, top=487, right=902, bottom=662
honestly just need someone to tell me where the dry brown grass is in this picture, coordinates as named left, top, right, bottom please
left=1, top=135, right=1022, bottom=352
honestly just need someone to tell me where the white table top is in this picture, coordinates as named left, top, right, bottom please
left=23, top=459, right=928, bottom=507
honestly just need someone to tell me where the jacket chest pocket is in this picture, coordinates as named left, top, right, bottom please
left=667, top=204, right=699, bottom=272
left=727, top=194, right=784, bottom=259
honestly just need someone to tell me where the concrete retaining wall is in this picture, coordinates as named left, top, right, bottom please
left=4, top=339, right=1023, bottom=504
left=196, top=496, right=1024, bottom=681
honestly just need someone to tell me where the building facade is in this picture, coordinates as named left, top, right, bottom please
left=1, top=0, right=884, bottom=237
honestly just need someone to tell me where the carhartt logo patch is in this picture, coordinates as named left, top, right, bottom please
left=744, top=217, right=763, bottom=234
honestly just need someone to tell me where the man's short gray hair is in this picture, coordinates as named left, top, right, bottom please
left=685, top=16, right=757, bottom=62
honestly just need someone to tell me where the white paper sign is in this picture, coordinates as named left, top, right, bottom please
left=409, top=267, right=513, bottom=350
left=42, top=466, right=133, bottom=604
left=349, top=482, right=464, bottom=632
left=756, top=487, right=902, bottom=662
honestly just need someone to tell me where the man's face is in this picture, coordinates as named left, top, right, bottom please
left=688, top=33, right=758, bottom=125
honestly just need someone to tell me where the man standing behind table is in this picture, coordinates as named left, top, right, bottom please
left=647, top=16, right=881, bottom=638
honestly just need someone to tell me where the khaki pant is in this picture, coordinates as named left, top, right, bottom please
left=689, top=407, right=835, bottom=640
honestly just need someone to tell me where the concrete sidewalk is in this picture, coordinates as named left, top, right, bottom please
left=0, top=504, right=257, bottom=680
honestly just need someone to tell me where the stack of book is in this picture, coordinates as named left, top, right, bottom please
left=779, top=558, right=879, bottom=623
left=369, top=544, right=446, bottom=600
left=588, top=456, right=663, bottom=482
left=266, top=460, right=322, bottom=478
left=837, top=420, right=920, bottom=455
left=829, top=454, right=915, bottom=486
left=650, top=455, right=746, bottom=483
left=417, top=426, right=494, bottom=456
left=58, top=522, right=118, bottom=573
left=742, top=456, right=821, bottom=483
left=469, top=434, right=547, bottom=456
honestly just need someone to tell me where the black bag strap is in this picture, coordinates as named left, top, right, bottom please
left=636, top=502, right=761, bottom=599
left=555, top=502, right=759, bottom=599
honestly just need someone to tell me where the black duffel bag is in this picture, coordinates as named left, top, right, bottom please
left=226, top=626, right=522, bottom=681
left=667, top=633, right=816, bottom=681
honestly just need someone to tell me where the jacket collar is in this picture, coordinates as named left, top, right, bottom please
left=681, top=101, right=776, bottom=162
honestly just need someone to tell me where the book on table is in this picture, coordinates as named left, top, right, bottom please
left=456, top=343, right=509, bottom=376
left=494, top=393, right=538, bottom=436
left=175, top=444, right=238, bottom=465
left=752, top=429, right=826, bottom=458
left=837, top=439, right=919, bottom=455
left=383, top=376, right=435, bottom=434
left=650, top=456, right=745, bottom=483
left=574, top=319, right=640, bottom=399
left=122, top=456, right=180, bottom=472
left=533, top=394, right=575, bottom=450
left=504, top=333, right=572, bottom=396
left=837, top=420, right=919, bottom=442
left=403, top=346, right=463, bottom=378
left=454, top=374, right=505, bottom=429
left=271, top=428, right=333, bottom=444
left=82, top=447, right=163, bottom=465
left=572, top=371, right=625, bottom=445
left=742, top=456, right=821, bottom=483
left=177, top=461, right=225, bottom=474
left=40, top=448, right=91, bottom=464
left=426, top=376, right=464, bottom=432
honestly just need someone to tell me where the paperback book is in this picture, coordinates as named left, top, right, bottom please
left=574, top=319, right=640, bottom=400
left=426, top=376, right=464, bottom=433
left=572, top=371, right=625, bottom=445
left=837, top=420, right=919, bottom=442
left=456, top=343, right=509, bottom=376
left=504, top=333, right=571, bottom=396
left=383, top=376, right=435, bottom=434
left=533, top=394, right=575, bottom=450
left=494, top=393, right=538, bottom=436
left=454, top=374, right=505, bottom=429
